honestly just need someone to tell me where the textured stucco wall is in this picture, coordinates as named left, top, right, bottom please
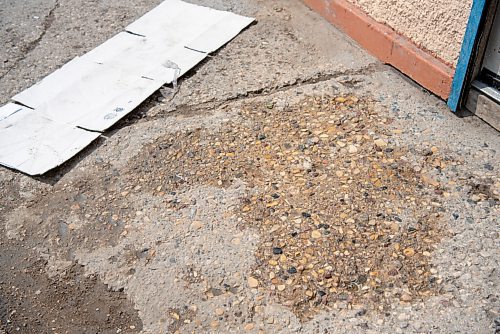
left=347, top=0, right=472, bottom=67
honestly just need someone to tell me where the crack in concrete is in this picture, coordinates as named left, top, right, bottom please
left=0, top=0, right=60, bottom=81
left=137, top=62, right=386, bottom=124
left=225, top=62, right=384, bottom=101
left=105, top=62, right=385, bottom=134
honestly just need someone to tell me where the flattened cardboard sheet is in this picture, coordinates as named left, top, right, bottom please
left=0, top=104, right=100, bottom=175
left=1, top=0, right=254, bottom=175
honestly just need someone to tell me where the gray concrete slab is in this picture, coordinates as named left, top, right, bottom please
left=0, top=1, right=498, bottom=333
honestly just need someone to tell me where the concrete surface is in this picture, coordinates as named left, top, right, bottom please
left=347, top=0, right=473, bottom=66
left=0, top=0, right=498, bottom=333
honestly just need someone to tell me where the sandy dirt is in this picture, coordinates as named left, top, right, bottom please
left=0, top=0, right=498, bottom=333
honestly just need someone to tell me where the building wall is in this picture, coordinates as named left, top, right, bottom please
left=347, top=0, right=473, bottom=67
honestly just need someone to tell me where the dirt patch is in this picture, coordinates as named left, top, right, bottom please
left=127, top=95, right=447, bottom=319
left=0, top=91, right=497, bottom=332
left=0, top=239, right=142, bottom=334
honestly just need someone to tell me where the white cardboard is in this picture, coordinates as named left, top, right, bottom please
left=126, top=0, right=227, bottom=39
left=81, top=32, right=208, bottom=82
left=34, top=61, right=166, bottom=131
left=0, top=104, right=100, bottom=175
left=1, top=0, right=254, bottom=175
left=185, top=14, right=255, bottom=53
left=12, top=57, right=100, bottom=110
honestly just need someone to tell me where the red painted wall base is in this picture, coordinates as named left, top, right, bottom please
left=303, top=0, right=455, bottom=99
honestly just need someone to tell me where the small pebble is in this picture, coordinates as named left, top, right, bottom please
left=311, top=230, right=322, bottom=239
left=248, top=276, right=259, bottom=288
left=374, top=139, right=388, bottom=148
left=273, top=247, right=283, bottom=255
left=244, top=323, right=255, bottom=331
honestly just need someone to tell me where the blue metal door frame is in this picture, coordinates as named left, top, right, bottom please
left=448, top=0, right=489, bottom=112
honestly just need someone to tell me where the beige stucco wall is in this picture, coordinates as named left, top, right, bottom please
left=347, top=0, right=472, bottom=67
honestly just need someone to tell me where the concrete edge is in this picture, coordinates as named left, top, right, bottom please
left=303, top=0, right=455, bottom=99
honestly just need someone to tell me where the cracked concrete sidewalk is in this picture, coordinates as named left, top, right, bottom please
left=0, top=0, right=499, bottom=333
